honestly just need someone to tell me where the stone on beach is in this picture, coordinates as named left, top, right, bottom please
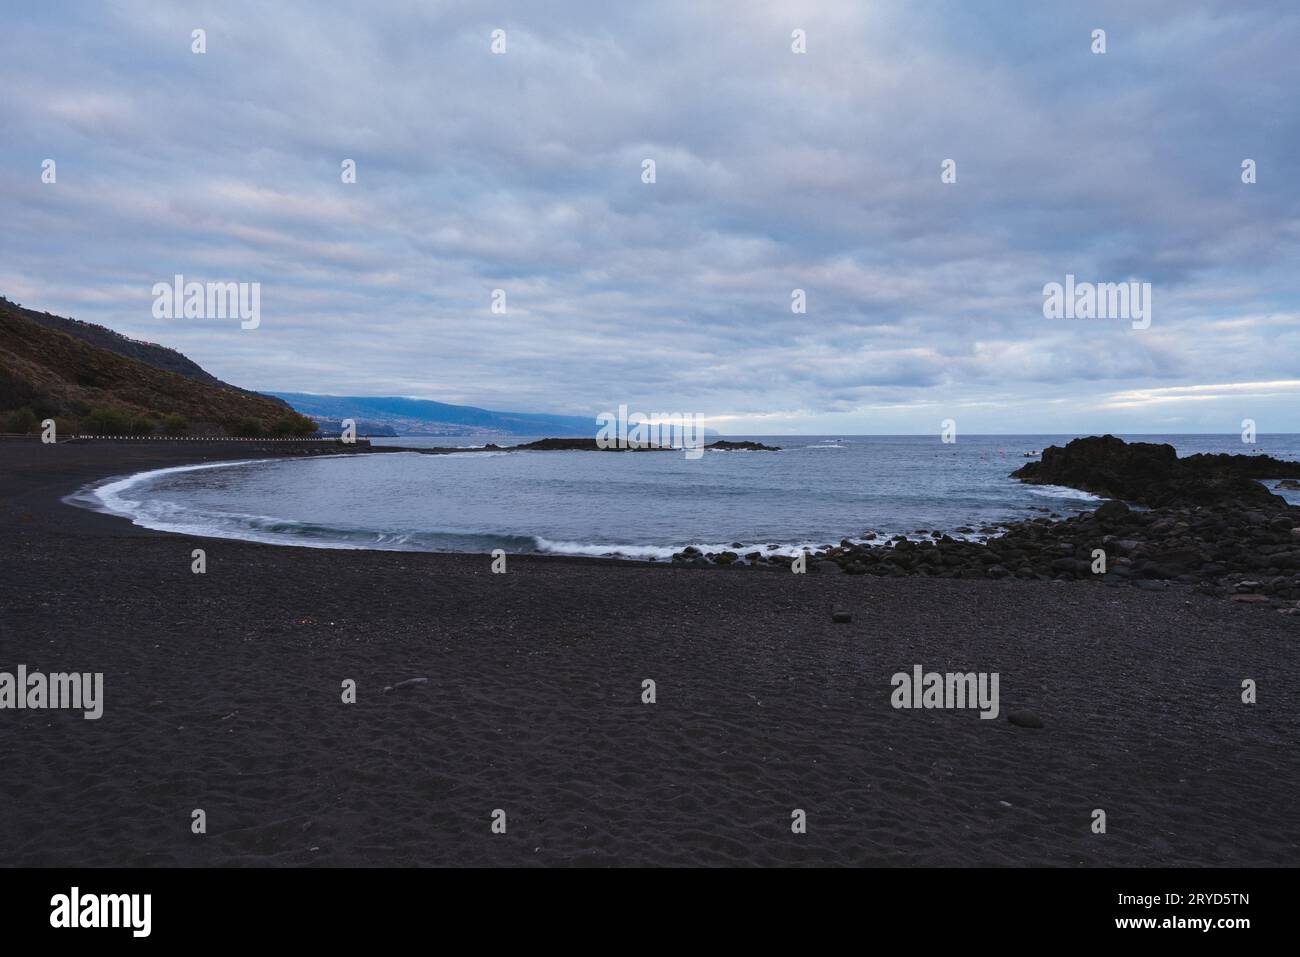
left=1007, top=710, right=1044, bottom=729
left=1094, top=500, right=1130, bottom=521
left=1133, top=580, right=1168, bottom=591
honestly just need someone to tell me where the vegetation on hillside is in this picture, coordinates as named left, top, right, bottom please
left=0, top=297, right=316, bottom=437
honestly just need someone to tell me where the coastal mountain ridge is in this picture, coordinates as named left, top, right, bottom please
left=0, top=297, right=312, bottom=436
left=0, top=298, right=596, bottom=439
left=9, top=299, right=252, bottom=394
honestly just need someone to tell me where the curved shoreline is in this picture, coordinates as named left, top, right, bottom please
left=1, top=439, right=686, bottom=568
left=4, top=437, right=1299, bottom=867
left=5, top=442, right=1300, bottom=867
left=58, top=441, right=1103, bottom=562
left=68, top=455, right=397, bottom=552
left=13, top=439, right=1300, bottom=604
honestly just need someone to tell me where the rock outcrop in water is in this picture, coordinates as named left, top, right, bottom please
left=512, top=437, right=780, bottom=451
left=670, top=435, right=1300, bottom=611
left=1011, top=434, right=1300, bottom=508
left=705, top=440, right=781, bottom=451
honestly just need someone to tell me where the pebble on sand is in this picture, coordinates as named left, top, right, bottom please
left=1007, top=710, right=1044, bottom=729
left=1132, top=580, right=1168, bottom=591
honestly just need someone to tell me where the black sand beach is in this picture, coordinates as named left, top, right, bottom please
left=2, top=441, right=1297, bottom=866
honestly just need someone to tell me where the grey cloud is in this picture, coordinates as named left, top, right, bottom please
left=1, top=0, right=1297, bottom=431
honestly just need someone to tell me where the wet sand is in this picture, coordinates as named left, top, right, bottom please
left=1, top=440, right=1297, bottom=866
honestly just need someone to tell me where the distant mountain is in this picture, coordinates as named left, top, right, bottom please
left=0, top=297, right=314, bottom=436
left=269, top=392, right=595, bottom=437
left=312, top=418, right=398, bottom=438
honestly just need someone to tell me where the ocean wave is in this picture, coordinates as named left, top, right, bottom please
left=530, top=535, right=997, bottom=559
left=1026, top=484, right=1104, bottom=501
left=531, top=538, right=683, bottom=560
left=532, top=539, right=837, bottom=560
left=76, top=457, right=434, bottom=550
left=80, top=458, right=279, bottom=519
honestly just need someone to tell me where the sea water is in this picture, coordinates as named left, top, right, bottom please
left=80, top=434, right=1300, bottom=560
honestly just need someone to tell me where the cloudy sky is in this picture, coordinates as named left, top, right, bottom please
left=2, top=0, right=1298, bottom=434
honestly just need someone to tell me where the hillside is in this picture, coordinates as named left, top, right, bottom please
left=0, top=297, right=315, bottom=436
left=270, top=392, right=595, bottom=437
left=12, top=301, right=240, bottom=390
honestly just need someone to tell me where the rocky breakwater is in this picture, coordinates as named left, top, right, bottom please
left=672, top=436, right=1300, bottom=614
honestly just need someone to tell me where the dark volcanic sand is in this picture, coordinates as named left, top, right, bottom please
left=1, top=441, right=1297, bottom=866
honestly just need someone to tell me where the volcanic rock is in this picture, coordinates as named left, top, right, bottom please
left=1012, top=435, right=1300, bottom=509
left=1007, top=710, right=1044, bottom=729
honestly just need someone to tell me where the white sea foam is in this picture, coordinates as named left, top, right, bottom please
left=532, top=538, right=855, bottom=560
left=532, top=538, right=682, bottom=560
left=1027, top=484, right=1104, bottom=501
left=76, top=457, right=376, bottom=548
left=85, top=459, right=269, bottom=518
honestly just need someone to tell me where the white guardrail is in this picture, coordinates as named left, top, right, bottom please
left=70, top=435, right=334, bottom=441
left=0, top=434, right=350, bottom=441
